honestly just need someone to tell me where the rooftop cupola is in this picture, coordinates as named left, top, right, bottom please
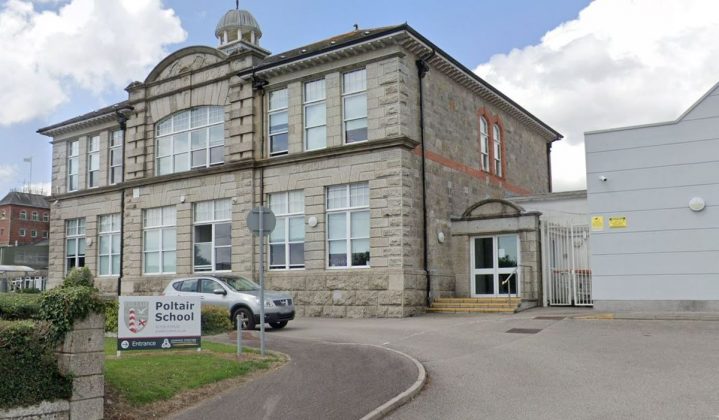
left=215, top=1, right=262, bottom=48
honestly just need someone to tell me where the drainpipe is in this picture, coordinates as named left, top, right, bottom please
left=417, top=50, right=435, bottom=306
left=251, top=73, right=269, bottom=205
left=114, top=105, right=133, bottom=296
left=546, top=143, right=553, bottom=193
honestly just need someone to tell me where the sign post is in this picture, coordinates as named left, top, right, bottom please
left=117, top=296, right=201, bottom=355
left=246, top=206, right=276, bottom=356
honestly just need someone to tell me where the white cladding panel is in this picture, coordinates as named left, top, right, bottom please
left=586, top=85, right=719, bottom=302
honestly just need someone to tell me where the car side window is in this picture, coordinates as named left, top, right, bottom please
left=200, top=279, right=222, bottom=293
left=172, top=281, right=183, bottom=291
left=180, top=279, right=198, bottom=292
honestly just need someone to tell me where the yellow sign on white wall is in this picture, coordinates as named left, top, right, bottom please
left=608, top=216, right=627, bottom=228
left=591, top=216, right=604, bottom=231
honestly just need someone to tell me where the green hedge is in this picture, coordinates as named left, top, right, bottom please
left=0, top=320, right=72, bottom=409
left=201, top=307, right=233, bottom=335
left=39, top=285, right=105, bottom=343
left=0, top=293, right=42, bottom=320
left=104, top=299, right=119, bottom=333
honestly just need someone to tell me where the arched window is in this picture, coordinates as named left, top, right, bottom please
left=480, top=117, right=489, bottom=172
left=155, top=106, right=225, bottom=175
left=493, top=124, right=502, bottom=176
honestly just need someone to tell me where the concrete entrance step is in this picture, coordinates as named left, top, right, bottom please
left=427, top=307, right=516, bottom=313
left=429, top=297, right=522, bottom=314
left=434, top=297, right=521, bottom=304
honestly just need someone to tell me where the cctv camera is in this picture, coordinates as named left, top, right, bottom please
left=599, top=176, right=607, bottom=182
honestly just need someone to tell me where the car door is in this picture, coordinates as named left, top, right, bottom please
left=198, top=278, right=230, bottom=309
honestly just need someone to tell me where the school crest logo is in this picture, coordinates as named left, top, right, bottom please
left=124, top=301, right=149, bottom=334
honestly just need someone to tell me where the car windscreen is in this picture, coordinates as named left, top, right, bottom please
left=217, top=276, right=260, bottom=292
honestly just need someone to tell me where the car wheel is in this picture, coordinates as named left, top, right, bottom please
left=270, top=321, right=288, bottom=329
left=232, top=308, right=255, bottom=330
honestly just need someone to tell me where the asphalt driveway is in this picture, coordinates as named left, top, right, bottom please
left=170, top=331, right=419, bottom=420
left=276, top=309, right=719, bottom=420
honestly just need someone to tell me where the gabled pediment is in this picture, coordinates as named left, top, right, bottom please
left=145, top=46, right=228, bottom=84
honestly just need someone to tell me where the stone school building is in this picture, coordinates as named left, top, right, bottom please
left=38, top=8, right=561, bottom=317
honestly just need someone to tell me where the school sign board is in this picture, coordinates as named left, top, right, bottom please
left=117, top=296, right=201, bottom=351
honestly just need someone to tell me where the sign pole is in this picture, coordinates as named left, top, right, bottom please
left=236, top=314, right=242, bottom=357
left=259, top=206, right=266, bottom=356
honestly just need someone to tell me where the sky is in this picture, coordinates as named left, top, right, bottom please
left=1, top=0, right=719, bottom=195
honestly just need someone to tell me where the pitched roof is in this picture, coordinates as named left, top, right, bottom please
left=0, top=192, right=50, bottom=209
left=37, top=100, right=130, bottom=135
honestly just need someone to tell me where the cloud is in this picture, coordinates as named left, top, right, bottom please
left=475, top=0, right=719, bottom=191
left=0, top=0, right=187, bottom=126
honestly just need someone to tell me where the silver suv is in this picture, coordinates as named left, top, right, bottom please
left=162, top=275, right=295, bottom=330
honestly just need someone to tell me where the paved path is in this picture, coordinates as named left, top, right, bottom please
left=170, top=331, right=419, bottom=420
left=275, top=308, right=719, bottom=420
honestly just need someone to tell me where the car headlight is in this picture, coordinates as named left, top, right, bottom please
left=264, top=299, right=275, bottom=308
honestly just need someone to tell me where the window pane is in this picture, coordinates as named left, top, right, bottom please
left=270, top=133, right=288, bottom=154
left=191, top=150, right=206, bottom=167
left=209, top=107, right=224, bottom=124
left=162, top=228, right=176, bottom=250
left=269, top=89, right=288, bottom=110
left=344, top=94, right=367, bottom=120
left=174, top=110, right=190, bottom=131
left=180, top=278, right=197, bottom=292
left=327, top=185, right=347, bottom=210
left=498, top=235, right=518, bottom=268
left=99, top=256, right=109, bottom=275
left=289, top=191, right=304, bottom=213
left=201, top=279, right=221, bottom=293
left=112, top=130, right=122, bottom=146
left=157, top=119, right=172, bottom=136
left=191, top=107, right=208, bottom=128
left=475, top=274, right=494, bottom=294
left=194, top=202, right=213, bottom=222
left=144, top=252, right=160, bottom=273
left=328, top=213, right=346, bottom=240
left=269, top=192, right=287, bottom=214
left=351, top=238, right=370, bottom=266
left=144, top=230, right=160, bottom=252
left=78, top=238, right=86, bottom=255
left=270, top=244, right=286, bottom=267
left=474, top=238, right=493, bottom=269
left=305, top=103, right=326, bottom=127
left=163, top=251, right=176, bottom=273
left=305, top=79, right=325, bottom=102
left=174, top=132, right=189, bottom=153
left=194, top=224, right=212, bottom=243
left=289, top=243, right=304, bottom=266
left=351, top=211, right=369, bottom=238
left=289, top=217, right=304, bottom=241
left=77, top=219, right=85, bottom=234
left=194, top=243, right=212, bottom=267
left=112, top=234, right=121, bottom=253
left=209, top=125, right=224, bottom=145
left=157, top=136, right=172, bottom=156
left=328, top=240, right=347, bottom=267
left=498, top=273, right=517, bottom=294
left=191, top=129, right=207, bottom=150
left=163, top=207, right=176, bottom=226
left=346, top=118, right=368, bottom=143
left=306, top=126, right=326, bottom=150
left=111, top=255, right=120, bottom=275
left=111, top=149, right=122, bottom=166
left=270, top=218, right=285, bottom=242
left=350, top=183, right=369, bottom=207
left=90, top=153, right=100, bottom=170
left=215, top=200, right=232, bottom=220
left=99, top=235, right=110, bottom=254
left=99, top=216, right=111, bottom=233
left=174, top=153, right=190, bottom=172
left=66, top=239, right=75, bottom=256
left=215, top=223, right=231, bottom=246
left=343, top=69, right=366, bottom=93
left=112, top=166, right=122, bottom=184
left=158, top=157, right=172, bottom=175
left=269, top=111, right=288, bottom=134
left=144, top=208, right=161, bottom=227
left=215, top=247, right=231, bottom=271
left=210, top=146, right=224, bottom=164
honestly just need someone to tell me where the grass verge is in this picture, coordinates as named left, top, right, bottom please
left=104, top=337, right=284, bottom=419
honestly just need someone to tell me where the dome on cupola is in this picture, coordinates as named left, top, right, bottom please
left=215, top=2, right=262, bottom=47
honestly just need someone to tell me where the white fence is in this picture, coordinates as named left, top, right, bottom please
left=541, top=219, right=593, bottom=306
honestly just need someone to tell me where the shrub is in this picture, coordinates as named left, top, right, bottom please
left=201, top=306, right=233, bottom=335
left=104, top=299, right=119, bottom=333
left=39, top=286, right=105, bottom=343
left=62, top=267, right=94, bottom=288
left=0, top=293, right=42, bottom=320
left=0, top=320, right=72, bottom=409
left=17, top=287, right=41, bottom=294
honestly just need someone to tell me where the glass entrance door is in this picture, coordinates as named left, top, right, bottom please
left=470, top=235, right=519, bottom=296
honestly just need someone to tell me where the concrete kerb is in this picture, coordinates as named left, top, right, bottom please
left=572, top=312, right=719, bottom=321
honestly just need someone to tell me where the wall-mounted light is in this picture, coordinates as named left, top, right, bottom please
left=180, top=195, right=186, bottom=203
left=689, top=197, right=705, bottom=212
left=307, top=216, right=318, bottom=227
left=599, top=175, right=608, bottom=182
left=437, top=231, right=445, bottom=243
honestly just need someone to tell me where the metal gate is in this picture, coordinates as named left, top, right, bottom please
left=541, top=219, right=593, bottom=306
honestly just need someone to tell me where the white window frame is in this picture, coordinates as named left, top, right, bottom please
left=87, top=135, right=100, bottom=188
left=268, top=191, right=305, bottom=270
left=42, top=231, right=48, bottom=239
left=31, top=211, right=38, bottom=221
left=469, top=234, right=520, bottom=297
left=109, top=129, right=123, bottom=185
left=268, top=88, right=289, bottom=157
left=19, top=228, right=26, bottom=237
left=155, top=106, right=225, bottom=176
left=31, top=230, right=37, bottom=238
left=68, top=140, right=79, bottom=192
left=480, top=117, right=489, bottom=172
left=493, top=124, right=502, bottom=176
left=65, top=218, right=86, bottom=274
left=304, top=79, right=326, bottom=151
left=43, top=212, right=49, bottom=222
left=326, top=183, right=370, bottom=269
left=193, top=199, right=232, bottom=273
left=143, top=206, right=176, bottom=275
left=98, top=213, right=121, bottom=277
left=342, top=69, right=368, bottom=144
left=19, top=210, right=27, bottom=220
